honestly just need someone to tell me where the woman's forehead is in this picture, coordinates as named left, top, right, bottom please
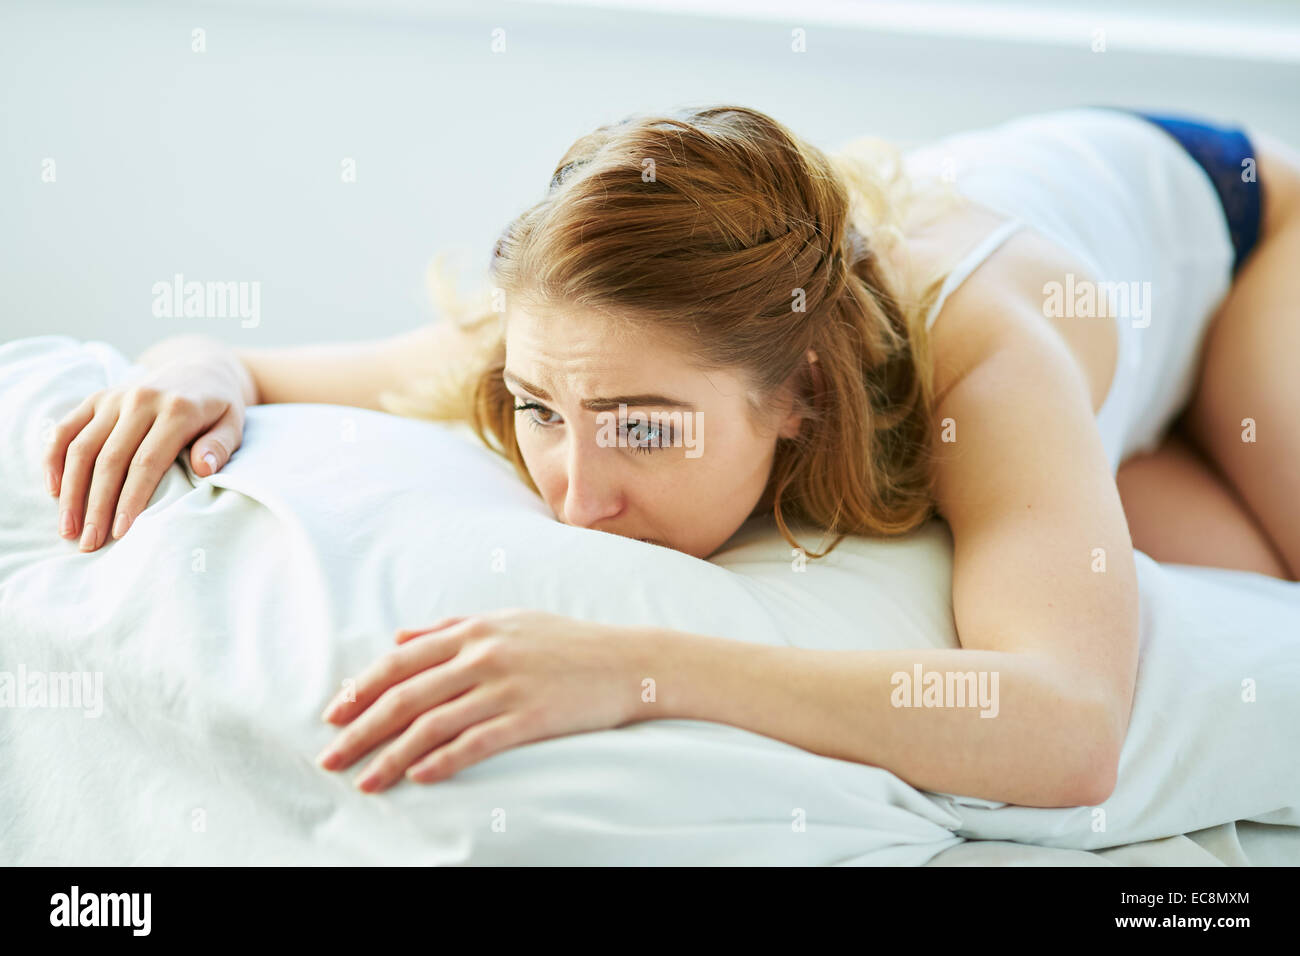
left=507, top=305, right=678, bottom=373
left=503, top=303, right=757, bottom=406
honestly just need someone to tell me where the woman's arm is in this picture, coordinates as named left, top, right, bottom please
left=624, top=634, right=1112, bottom=808
left=316, top=609, right=1108, bottom=804
left=51, top=321, right=483, bottom=551
left=232, top=321, right=482, bottom=411
left=627, top=283, right=1140, bottom=808
left=135, top=319, right=484, bottom=412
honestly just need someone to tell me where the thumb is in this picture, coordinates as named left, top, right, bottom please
left=191, top=407, right=242, bottom=477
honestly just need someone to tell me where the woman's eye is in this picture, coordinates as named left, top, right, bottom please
left=623, top=418, right=674, bottom=454
left=513, top=401, right=562, bottom=429
left=512, top=402, right=675, bottom=455
left=624, top=420, right=658, bottom=445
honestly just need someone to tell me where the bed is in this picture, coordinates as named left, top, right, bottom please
left=1, top=335, right=1297, bottom=865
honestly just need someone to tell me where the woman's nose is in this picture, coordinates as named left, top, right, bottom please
left=560, top=438, right=624, bottom=529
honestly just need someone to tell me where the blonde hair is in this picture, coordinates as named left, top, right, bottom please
left=381, top=104, right=960, bottom=558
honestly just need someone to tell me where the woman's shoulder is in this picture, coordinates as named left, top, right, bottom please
left=913, top=206, right=1119, bottom=414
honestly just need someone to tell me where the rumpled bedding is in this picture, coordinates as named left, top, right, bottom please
left=1, top=336, right=1296, bottom=865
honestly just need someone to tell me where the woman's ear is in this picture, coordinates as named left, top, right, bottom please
left=776, top=349, right=821, bottom=439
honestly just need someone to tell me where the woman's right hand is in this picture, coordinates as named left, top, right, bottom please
left=44, top=360, right=249, bottom=552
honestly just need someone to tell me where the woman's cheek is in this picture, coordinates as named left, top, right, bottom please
left=517, top=434, right=553, bottom=498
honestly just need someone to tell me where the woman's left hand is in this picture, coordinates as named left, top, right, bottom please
left=316, top=608, right=645, bottom=792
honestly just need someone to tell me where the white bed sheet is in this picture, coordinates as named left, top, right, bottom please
left=1, top=336, right=1297, bottom=865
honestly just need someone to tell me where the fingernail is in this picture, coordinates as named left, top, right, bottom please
left=202, top=452, right=218, bottom=475
left=79, top=522, right=98, bottom=551
left=316, top=749, right=340, bottom=771
left=320, top=701, right=339, bottom=722
left=356, top=770, right=380, bottom=792
left=112, top=512, right=130, bottom=539
left=46, top=469, right=58, bottom=496
left=59, top=509, right=75, bottom=538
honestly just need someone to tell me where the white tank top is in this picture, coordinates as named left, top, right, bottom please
left=901, top=107, right=1235, bottom=474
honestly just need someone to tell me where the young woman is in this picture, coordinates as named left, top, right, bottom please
left=43, top=105, right=1300, bottom=807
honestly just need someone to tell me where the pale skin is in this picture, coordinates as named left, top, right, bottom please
left=42, top=137, right=1300, bottom=808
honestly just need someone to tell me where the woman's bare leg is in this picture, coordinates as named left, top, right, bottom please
left=1115, top=424, right=1292, bottom=579
left=1180, top=132, right=1300, bottom=580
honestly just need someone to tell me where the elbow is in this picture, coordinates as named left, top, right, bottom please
left=1067, top=751, right=1119, bottom=808
left=1056, top=695, right=1125, bottom=808
left=1049, top=742, right=1119, bottom=809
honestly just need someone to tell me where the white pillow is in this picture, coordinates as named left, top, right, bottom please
left=1, top=335, right=1296, bottom=865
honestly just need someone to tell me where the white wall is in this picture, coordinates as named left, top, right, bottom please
left=4, top=0, right=1298, bottom=356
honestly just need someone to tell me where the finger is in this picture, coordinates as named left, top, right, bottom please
left=43, top=394, right=97, bottom=499
left=112, top=414, right=204, bottom=540
left=395, top=616, right=470, bottom=644
left=317, top=663, right=479, bottom=771
left=189, top=404, right=242, bottom=477
left=322, top=621, right=475, bottom=723
left=406, top=713, right=527, bottom=784
left=354, top=688, right=507, bottom=793
left=81, top=410, right=155, bottom=551
left=57, top=403, right=119, bottom=542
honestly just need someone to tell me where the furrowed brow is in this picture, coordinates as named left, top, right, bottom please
left=504, top=370, right=696, bottom=411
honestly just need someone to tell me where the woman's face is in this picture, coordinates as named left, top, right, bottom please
left=504, top=305, right=802, bottom=559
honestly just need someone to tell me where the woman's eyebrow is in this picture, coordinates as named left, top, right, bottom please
left=503, top=370, right=696, bottom=411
